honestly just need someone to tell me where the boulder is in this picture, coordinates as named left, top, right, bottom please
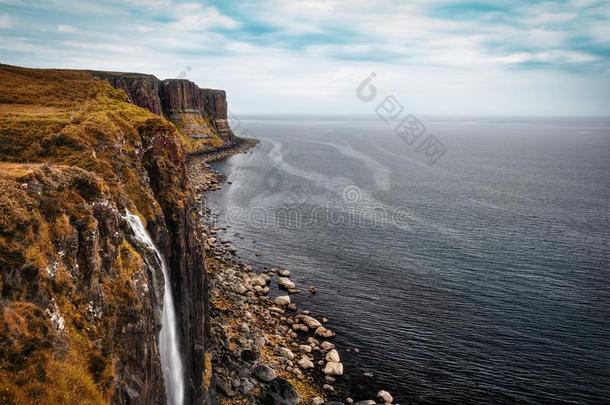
left=325, top=349, right=340, bottom=363
left=253, top=364, right=276, bottom=382
left=274, top=295, right=291, bottom=306
left=315, top=326, right=335, bottom=338
left=278, top=347, right=295, bottom=360
left=261, top=378, right=299, bottom=405
left=278, top=277, right=296, bottom=290
left=298, top=356, right=314, bottom=370
left=278, top=269, right=291, bottom=277
left=323, top=362, right=344, bottom=376
left=377, top=390, right=394, bottom=404
left=320, top=341, right=335, bottom=351
left=301, top=315, right=321, bottom=329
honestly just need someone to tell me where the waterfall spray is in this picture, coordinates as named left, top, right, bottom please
left=124, top=211, right=184, bottom=405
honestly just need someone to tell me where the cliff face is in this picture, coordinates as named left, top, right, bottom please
left=93, top=72, right=235, bottom=150
left=0, top=65, right=211, bottom=404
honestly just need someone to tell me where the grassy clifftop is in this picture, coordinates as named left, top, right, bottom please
left=0, top=64, right=206, bottom=404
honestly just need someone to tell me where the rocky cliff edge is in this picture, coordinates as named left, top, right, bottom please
left=0, top=64, right=212, bottom=404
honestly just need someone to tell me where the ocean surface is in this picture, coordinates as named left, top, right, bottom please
left=207, top=116, right=610, bottom=404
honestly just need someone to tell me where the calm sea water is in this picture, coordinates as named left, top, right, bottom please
left=207, top=116, right=610, bottom=404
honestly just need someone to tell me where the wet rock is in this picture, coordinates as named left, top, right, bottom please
left=325, top=349, right=340, bottom=363
left=292, top=324, right=308, bottom=332
left=261, top=378, right=299, bottom=405
left=278, top=269, right=291, bottom=277
left=320, top=341, right=335, bottom=351
left=251, top=275, right=267, bottom=287
left=307, top=337, right=320, bottom=345
left=315, top=326, right=335, bottom=338
left=323, top=384, right=334, bottom=392
left=301, top=315, right=322, bottom=329
left=253, top=364, right=276, bottom=382
left=323, top=362, right=343, bottom=376
left=274, top=295, right=291, bottom=306
left=278, top=277, right=296, bottom=290
left=308, top=286, right=317, bottom=294
left=377, top=390, right=394, bottom=404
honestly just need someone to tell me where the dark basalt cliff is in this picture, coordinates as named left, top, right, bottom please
left=93, top=71, right=234, bottom=149
left=0, top=65, right=213, bottom=404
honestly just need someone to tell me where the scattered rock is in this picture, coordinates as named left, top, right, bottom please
left=298, top=356, right=314, bottom=370
left=292, top=323, right=308, bottom=332
left=320, top=341, right=335, bottom=351
left=377, top=390, right=394, bottom=404
left=311, top=397, right=324, bottom=405
left=251, top=275, right=267, bottom=286
left=325, top=349, right=340, bottom=363
left=278, top=347, right=295, bottom=360
left=308, top=286, right=317, bottom=294
left=274, top=295, right=291, bottom=306
left=301, top=315, right=322, bottom=329
left=241, top=349, right=260, bottom=362
left=278, top=277, right=296, bottom=290
left=323, top=362, right=344, bottom=376
left=299, top=344, right=312, bottom=353
left=253, top=364, right=276, bottom=382
left=315, top=326, right=335, bottom=338
left=261, top=378, right=299, bottom=405
left=278, top=269, right=291, bottom=277
left=216, top=376, right=235, bottom=397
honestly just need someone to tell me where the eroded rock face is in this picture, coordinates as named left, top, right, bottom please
left=0, top=65, right=212, bottom=405
left=94, top=72, right=235, bottom=145
left=102, top=73, right=163, bottom=115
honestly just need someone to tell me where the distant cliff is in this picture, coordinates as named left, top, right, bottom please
left=93, top=71, right=235, bottom=151
left=0, top=64, right=212, bottom=404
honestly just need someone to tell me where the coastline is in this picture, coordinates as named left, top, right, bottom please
left=187, top=143, right=392, bottom=404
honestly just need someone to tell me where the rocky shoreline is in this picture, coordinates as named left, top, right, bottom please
left=187, top=144, right=395, bottom=405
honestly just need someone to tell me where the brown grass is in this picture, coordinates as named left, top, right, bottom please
left=0, top=64, right=196, bottom=403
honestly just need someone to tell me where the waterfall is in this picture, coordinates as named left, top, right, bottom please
left=124, top=211, right=184, bottom=405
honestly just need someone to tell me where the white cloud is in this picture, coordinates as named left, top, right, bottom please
left=135, top=25, right=154, bottom=33
left=0, top=13, right=12, bottom=29
left=170, top=4, right=239, bottom=30
left=57, top=24, right=77, bottom=32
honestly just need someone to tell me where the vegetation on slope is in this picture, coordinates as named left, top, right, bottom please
left=0, top=64, right=196, bottom=404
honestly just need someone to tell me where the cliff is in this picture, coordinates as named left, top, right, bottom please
left=92, top=71, right=235, bottom=151
left=0, top=64, right=211, bottom=404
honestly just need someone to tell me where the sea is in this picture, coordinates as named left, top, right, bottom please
left=206, top=115, right=610, bottom=404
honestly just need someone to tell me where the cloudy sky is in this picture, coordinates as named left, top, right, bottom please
left=1, top=0, right=609, bottom=115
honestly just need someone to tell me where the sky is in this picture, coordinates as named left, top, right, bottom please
left=0, top=0, right=609, bottom=115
